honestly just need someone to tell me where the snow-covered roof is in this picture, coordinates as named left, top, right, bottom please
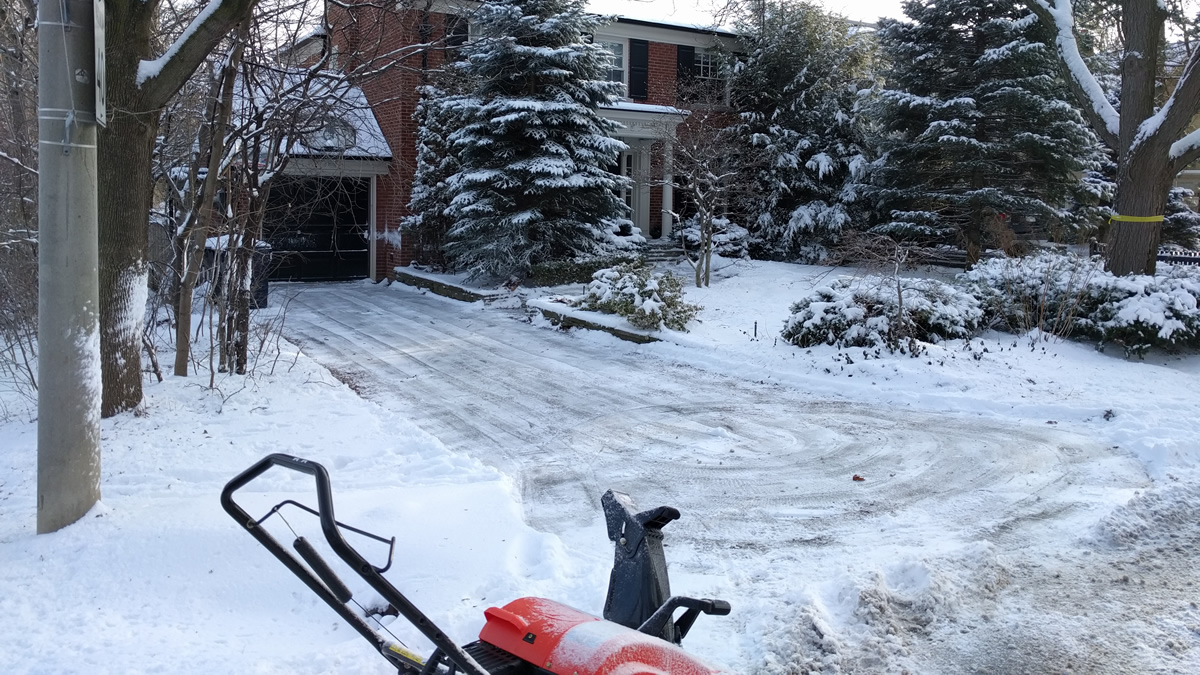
left=588, top=0, right=735, bottom=33
left=587, top=0, right=900, bottom=31
left=287, top=84, right=392, bottom=161
left=234, top=71, right=391, bottom=161
left=601, top=101, right=687, bottom=116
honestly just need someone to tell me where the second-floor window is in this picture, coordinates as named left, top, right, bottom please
left=678, top=46, right=727, bottom=104
left=599, top=39, right=626, bottom=86
left=694, top=49, right=720, bottom=85
left=445, top=16, right=469, bottom=61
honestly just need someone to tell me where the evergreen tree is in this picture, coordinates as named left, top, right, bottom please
left=730, top=2, right=874, bottom=260
left=1163, top=188, right=1200, bottom=250
left=442, top=0, right=633, bottom=279
left=867, top=0, right=1109, bottom=263
left=405, top=76, right=478, bottom=266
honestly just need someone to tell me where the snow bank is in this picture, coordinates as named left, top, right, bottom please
left=0, top=340, right=589, bottom=673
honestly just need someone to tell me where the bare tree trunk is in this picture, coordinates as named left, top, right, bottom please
left=702, top=215, right=713, bottom=287
left=174, top=25, right=247, bottom=376
left=97, top=0, right=158, bottom=416
left=1105, top=0, right=1168, bottom=276
left=1108, top=167, right=1172, bottom=276
left=233, top=243, right=251, bottom=374
left=98, top=0, right=260, bottom=414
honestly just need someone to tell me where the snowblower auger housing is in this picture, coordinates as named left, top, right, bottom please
left=222, top=453, right=730, bottom=675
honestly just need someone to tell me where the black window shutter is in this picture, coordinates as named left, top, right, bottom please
left=677, top=45, right=696, bottom=83
left=629, top=39, right=649, bottom=100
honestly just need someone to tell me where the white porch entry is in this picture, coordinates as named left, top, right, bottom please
left=615, top=140, right=652, bottom=237
left=599, top=102, right=684, bottom=240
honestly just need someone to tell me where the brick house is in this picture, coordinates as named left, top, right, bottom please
left=321, top=0, right=738, bottom=281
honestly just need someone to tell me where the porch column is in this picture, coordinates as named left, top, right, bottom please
left=369, top=175, right=378, bottom=280
left=661, top=140, right=674, bottom=239
left=637, top=143, right=652, bottom=232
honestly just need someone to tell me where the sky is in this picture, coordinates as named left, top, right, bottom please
left=588, top=0, right=907, bottom=27
left=817, top=0, right=905, bottom=23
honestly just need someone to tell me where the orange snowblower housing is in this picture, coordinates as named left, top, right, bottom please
left=223, top=455, right=731, bottom=675
left=479, top=598, right=726, bottom=675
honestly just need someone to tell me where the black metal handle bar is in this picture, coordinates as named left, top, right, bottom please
left=221, top=453, right=489, bottom=675
left=637, top=596, right=732, bottom=645
left=259, top=499, right=397, bottom=574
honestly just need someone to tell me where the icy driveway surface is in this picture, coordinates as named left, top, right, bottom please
left=280, top=282, right=1192, bottom=674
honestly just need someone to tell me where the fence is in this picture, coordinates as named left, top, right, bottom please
left=1158, top=248, right=1200, bottom=267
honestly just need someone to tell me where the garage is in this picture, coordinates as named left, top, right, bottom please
left=261, top=87, right=391, bottom=282
left=263, top=176, right=372, bottom=281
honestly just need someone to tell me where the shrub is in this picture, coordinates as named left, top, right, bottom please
left=573, top=262, right=701, bottom=331
left=674, top=215, right=750, bottom=259
left=782, top=276, right=982, bottom=352
left=961, top=252, right=1200, bottom=356
left=527, top=255, right=640, bottom=287
left=959, top=251, right=1102, bottom=339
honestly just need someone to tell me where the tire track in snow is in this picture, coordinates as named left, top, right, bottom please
left=282, top=283, right=1144, bottom=551
left=278, top=282, right=1183, bottom=674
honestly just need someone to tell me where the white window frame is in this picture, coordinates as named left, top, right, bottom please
left=692, top=47, right=729, bottom=105
left=595, top=35, right=628, bottom=94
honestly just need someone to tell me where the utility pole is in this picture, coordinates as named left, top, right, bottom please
left=37, top=0, right=104, bottom=533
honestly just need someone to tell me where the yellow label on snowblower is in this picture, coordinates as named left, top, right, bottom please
left=386, top=643, right=426, bottom=665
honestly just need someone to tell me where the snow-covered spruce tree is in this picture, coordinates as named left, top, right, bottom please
left=866, top=0, right=1108, bottom=264
left=729, top=1, right=875, bottom=260
left=1163, top=188, right=1200, bottom=250
left=405, top=75, right=479, bottom=266
left=442, top=0, right=632, bottom=280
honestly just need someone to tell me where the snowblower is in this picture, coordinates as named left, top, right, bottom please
left=222, top=453, right=731, bottom=674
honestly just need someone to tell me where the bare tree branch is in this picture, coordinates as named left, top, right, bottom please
left=139, top=0, right=260, bottom=108
left=0, top=149, right=36, bottom=176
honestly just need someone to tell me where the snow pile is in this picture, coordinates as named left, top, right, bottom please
left=962, top=252, right=1200, bottom=355
left=781, top=276, right=981, bottom=351
left=0, top=339, right=596, bottom=673
left=1096, top=483, right=1200, bottom=549
left=573, top=262, right=701, bottom=331
left=750, top=550, right=1002, bottom=674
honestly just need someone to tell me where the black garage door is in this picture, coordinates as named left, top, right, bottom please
left=263, top=176, right=370, bottom=281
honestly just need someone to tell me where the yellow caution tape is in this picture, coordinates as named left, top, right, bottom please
left=1109, top=214, right=1165, bottom=222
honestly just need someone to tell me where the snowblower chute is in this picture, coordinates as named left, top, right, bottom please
left=222, top=453, right=730, bottom=674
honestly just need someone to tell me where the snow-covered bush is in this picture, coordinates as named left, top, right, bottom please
left=527, top=255, right=639, bottom=287
left=674, top=215, right=749, bottom=259
left=573, top=262, right=701, bottom=331
left=959, top=252, right=1101, bottom=339
left=782, top=277, right=982, bottom=351
left=962, top=252, right=1200, bottom=355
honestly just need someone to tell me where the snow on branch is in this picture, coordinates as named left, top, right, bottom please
left=1170, top=127, right=1200, bottom=163
left=0, top=149, right=37, bottom=176
left=1031, top=0, right=1120, bottom=146
left=1154, top=47, right=1200, bottom=166
left=137, top=0, right=224, bottom=87
left=135, top=0, right=258, bottom=109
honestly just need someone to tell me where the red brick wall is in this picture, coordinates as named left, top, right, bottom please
left=646, top=42, right=678, bottom=107
left=649, top=141, right=665, bottom=238
left=329, top=5, right=460, bottom=278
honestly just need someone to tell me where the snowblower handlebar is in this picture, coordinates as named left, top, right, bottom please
left=221, top=453, right=490, bottom=675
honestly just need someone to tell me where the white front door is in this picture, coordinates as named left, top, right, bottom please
left=616, top=142, right=651, bottom=236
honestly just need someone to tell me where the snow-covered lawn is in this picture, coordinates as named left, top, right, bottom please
left=2, top=258, right=1198, bottom=674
